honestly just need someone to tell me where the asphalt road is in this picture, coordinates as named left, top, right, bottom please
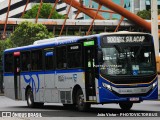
left=0, top=96, right=160, bottom=118
left=0, top=75, right=160, bottom=119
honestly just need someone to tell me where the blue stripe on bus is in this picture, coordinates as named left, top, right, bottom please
left=3, top=73, right=13, bottom=76
left=56, top=69, right=84, bottom=73
left=3, top=69, right=84, bottom=76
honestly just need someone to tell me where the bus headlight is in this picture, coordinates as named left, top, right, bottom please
left=152, top=81, right=158, bottom=88
left=102, top=82, right=112, bottom=91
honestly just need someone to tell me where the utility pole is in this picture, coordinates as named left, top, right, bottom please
left=151, top=0, right=159, bottom=56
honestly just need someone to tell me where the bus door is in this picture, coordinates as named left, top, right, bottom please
left=84, top=41, right=96, bottom=101
left=13, top=52, right=21, bottom=100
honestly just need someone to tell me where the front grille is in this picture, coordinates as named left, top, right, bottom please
left=100, top=73, right=157, bottom=84
left=112, top=89, right=152, bottom=97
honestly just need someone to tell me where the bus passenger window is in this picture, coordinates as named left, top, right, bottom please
left=67, top=44, right=82, bottom=68
left=31, top=50, right=42, bottom=71
left=56, top=46, right=67, bottom=69
left=45, top=49, right=54, bottom=70
left=4, top=54, right=13, bottom=72
left=21, top=52, right=30, bottom=71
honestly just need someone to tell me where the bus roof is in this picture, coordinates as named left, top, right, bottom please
left=4, top=32, right=151, bottom=53
left=100, top=31, right=151, bottom=35
left=33, top=36, right=81, bottom=45
left=4, top=34, right=100, bottom=53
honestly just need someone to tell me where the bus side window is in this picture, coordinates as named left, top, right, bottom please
left=31, top=50, right=42, bottom=71
left=67, top=44, right=82, bottom=68
left=21, top=51, right=31, bottom=71
left=56, top=46, right=67, bottom=69
left=4, top=54, right=13, bottom=73
left=44, top=48, right=54, bottom=70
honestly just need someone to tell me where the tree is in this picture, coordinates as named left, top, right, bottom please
left=0, top=39, right=14, bottom=64
left=137, top=10, right=151, bottom=20
left=0, top=39, right=14, bottom=58
left=9, top=21, right=53, bottom=47
left=137, top=9, right=160, bottom=20
left=23, top=3, right=65, bottom=19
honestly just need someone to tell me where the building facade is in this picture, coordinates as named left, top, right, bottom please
left=0, top=0, right=132, bottom=20
left=1, top=0, right=159, bottom=20
left=84, top=0, right=131, bottom=19
left=0, top=0, right=83, bottom=19
left=56, top=0, right=84, bottom=19
left=0, top=0, right=56, bottom=19
left=130, top=0, right=160, bottom=14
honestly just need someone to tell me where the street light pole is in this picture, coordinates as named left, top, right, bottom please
left=151, top=0, right=159, bottom=56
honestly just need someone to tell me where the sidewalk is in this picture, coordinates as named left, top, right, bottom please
left=0, top=93, right=4, bottom=96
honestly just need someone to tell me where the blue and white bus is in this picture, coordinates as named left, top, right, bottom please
left=3, top=32, right=158, bottom=111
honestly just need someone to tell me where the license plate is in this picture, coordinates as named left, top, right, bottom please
left=129, top=97, right=139, bottom=101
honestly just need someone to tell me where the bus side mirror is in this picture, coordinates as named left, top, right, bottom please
left=98, top=50, right=103, bottom=64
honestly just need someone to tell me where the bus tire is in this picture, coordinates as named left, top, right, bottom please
left=76, top=89, right=90, bottom=111
left=119, top=102, right=133, bottom=111
left=26, top=88, right=35, bottom=108
left=63, top=104, right=75, bottom=109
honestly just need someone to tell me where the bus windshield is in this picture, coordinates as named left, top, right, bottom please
left=100, top=36, right=156, bottom=76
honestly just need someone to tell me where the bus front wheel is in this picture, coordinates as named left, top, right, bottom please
left=76, top=90, right=90, bottom=111
left=26, top=89, right=44, bottom=108
left=119, top=102, right=133, bottom=111
left=26, top=88, right=35, bottom=108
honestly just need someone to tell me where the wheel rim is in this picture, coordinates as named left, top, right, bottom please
left=28, top=94, right=31, bottom=105
left=27, top=91, right=33, bottom=105
left=78, top=95, right=84, bottom=108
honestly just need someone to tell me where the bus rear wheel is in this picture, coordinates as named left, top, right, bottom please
left=119, top=102, right=133, bottom=111
left=26, top=88, right=35, bottom=108
left=76, top=90, right=90, bottom=111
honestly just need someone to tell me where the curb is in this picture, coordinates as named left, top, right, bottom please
left=0, top=93, right=4, bottom=96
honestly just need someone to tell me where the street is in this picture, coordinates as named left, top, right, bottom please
left=0, top=96, right=159, bottom=118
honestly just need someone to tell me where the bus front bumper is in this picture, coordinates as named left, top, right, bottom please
left=98, top=80, right=158, bottom=103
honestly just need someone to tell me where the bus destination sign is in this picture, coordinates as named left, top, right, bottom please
left=104, top=36, right=145, bottom=44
